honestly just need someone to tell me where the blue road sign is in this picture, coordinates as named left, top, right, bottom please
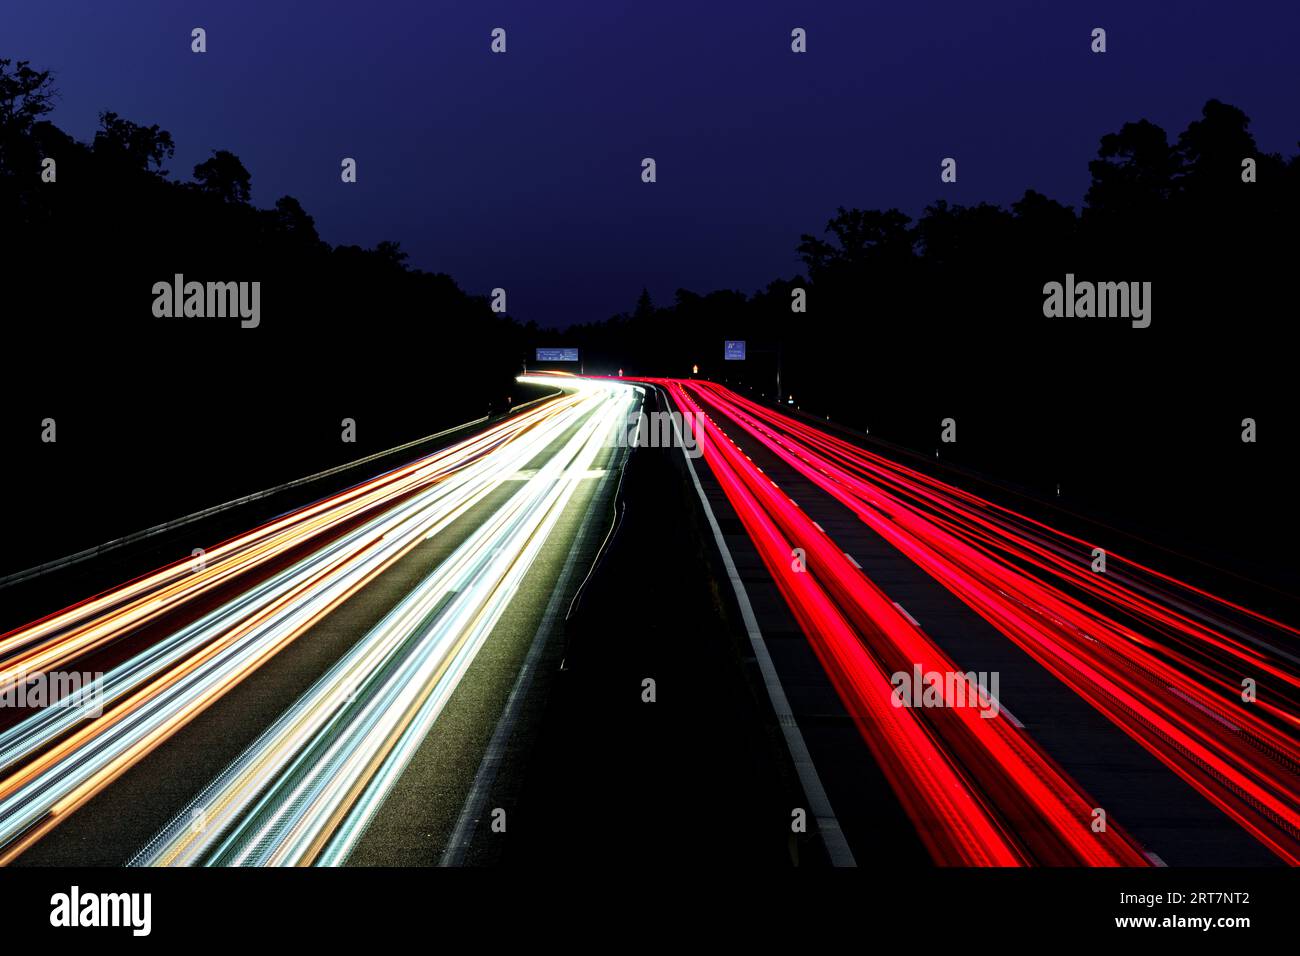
left=535, top=348, right=579, bottom=362
left=724, top=340, right=746, bottom=360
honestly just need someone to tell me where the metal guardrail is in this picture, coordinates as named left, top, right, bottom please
left=0, top=415, right=498, bottom=590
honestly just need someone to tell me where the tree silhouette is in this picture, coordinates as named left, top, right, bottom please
left=193, top=149, right=252, bottom=204
left=375, top=240, right=410, bottom=269
left=0, top=59, right=56, bottom=182
left=797, top=207, right=914, bottom=283
left=0, top=59, right=55, bottom=137
left=2, top=65, right=1295, bottom=477
left=633, top=287, right=654, bottom=320
left=1177, top=100, right=1256, bottom=186
left=1084, top=119, right=1180, bottom=224
left=93, top=111, right=174, bottom=174
left=570, top=97, right=1297, bottom=437
left=0, top=57, right=530, bottom=438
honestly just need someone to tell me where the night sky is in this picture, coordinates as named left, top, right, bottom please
left=6, top=0, right=1298, bottom=327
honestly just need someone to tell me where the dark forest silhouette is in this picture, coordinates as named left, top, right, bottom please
left=0, top=59, right=533, bottom=406
left=566, top=97, right=1299, bottom=599
left=575, top=98, right=1297, bottom=406
left=1, top=58, right=543, bottom=568
left=1, top=58, right=1297, bottom=597
left=4, top=57, right=1293, bottom=402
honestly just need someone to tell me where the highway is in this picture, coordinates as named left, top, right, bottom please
left=0, top=371, right=1294, bottom=868
left=643, top=378, right=1299, bottom=867
left=0, top=375, right=639, bottom=865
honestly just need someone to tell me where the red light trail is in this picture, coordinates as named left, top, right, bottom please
left=642, top=378, right=1299, bottom=866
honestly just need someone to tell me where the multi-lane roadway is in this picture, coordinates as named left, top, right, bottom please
left=0, top=372, right=1294, bottom=868
left=646, top=378, right=1299, bottom=866
left=0, top=375, right=638, bottom=865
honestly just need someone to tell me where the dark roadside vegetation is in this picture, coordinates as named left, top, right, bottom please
left=1, top=54, right=1294, bottom=621
left=0, top=58, right=544, bottom=576
left=568, top=99, right=1300, bottom=615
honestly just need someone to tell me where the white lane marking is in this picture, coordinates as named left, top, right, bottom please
left=1144, top=851, right=1168, bottom=867
left=812, top=521, right=825, bottom=534
left=1168, top=685, right=1241, bottom=733
left=664, top=388, right=856, bottom=868
left=844, top=552, right=862, bottom=569
left=994, top=700, right=1024, bottom=729
left=892, top=601, right=919, bottom=626
left=972, top=687, right=1023, bottom=728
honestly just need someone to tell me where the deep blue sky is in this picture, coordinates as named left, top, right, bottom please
left=5, top=1, right=1298, bottom=327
